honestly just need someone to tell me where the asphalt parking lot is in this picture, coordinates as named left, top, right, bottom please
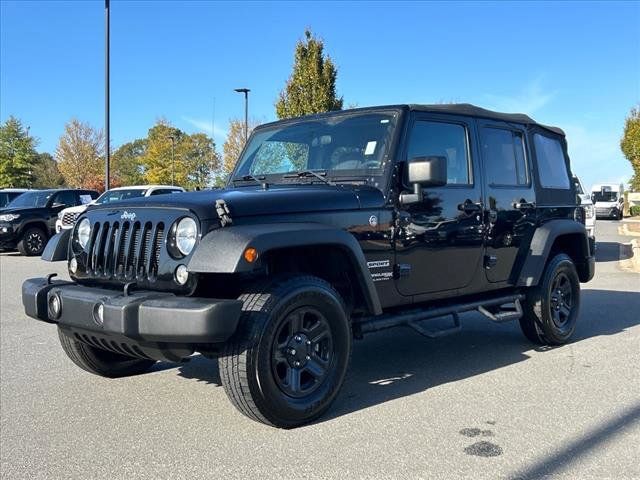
left=1, top=220, right=638, bottom=480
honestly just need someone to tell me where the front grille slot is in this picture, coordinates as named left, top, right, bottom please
left=61, top=211, right=79, bottom=226
left=85, top=218, right=166, bottom=282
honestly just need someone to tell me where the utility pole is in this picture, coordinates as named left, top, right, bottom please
left=105, top=0, right=110, bottom=191
left=234, top=88, right=250, bottom=143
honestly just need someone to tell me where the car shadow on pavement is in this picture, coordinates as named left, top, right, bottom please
left=324, top=288, right=640, bottom=423
left=596, top=242, right=632, bottom=262
left=165, top=289, right=639, bottom=424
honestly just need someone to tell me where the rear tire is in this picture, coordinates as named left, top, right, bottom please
left=57, top=328, right=156, bottom=378
left=520, top=253, right=581, bottom=345
left=17, top=226, right=47, bottom=256
left=219, top=276, right=351, bottom=428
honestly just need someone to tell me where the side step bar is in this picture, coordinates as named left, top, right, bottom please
left=357, top=294, right=525, bottom=338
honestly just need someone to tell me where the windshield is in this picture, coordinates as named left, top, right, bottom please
left=232, top=111, right=398, bottom=185
left=592, top=191, right=618, bottom=202
left=96, top=189, right=147, bottom=204
left=7, top=190, right=53, bottom=208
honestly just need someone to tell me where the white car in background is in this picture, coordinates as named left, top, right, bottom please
left=55, top=185, right=185, bottom=232
left=573, top=176, right=596, bottom=240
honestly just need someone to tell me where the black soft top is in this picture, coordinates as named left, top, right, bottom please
left=257, top=103, right=564, bottom=136
left=408, top=103, right=564, bottom=136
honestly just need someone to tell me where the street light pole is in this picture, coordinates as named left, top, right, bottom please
left=105, top=0, right=110, bottom=191
left=234, top=88, right=250, bottom=143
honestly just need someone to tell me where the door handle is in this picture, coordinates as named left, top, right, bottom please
left=458, top=200, right=482, bottom=214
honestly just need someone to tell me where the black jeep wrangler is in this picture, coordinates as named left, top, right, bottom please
left=22, top=104, right=594, bottom=428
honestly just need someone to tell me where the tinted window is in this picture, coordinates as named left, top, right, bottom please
left=6, top=191, right=53, bottom=208
left=53, top=191, right=77, bottom=207
left=481, top=128, right=528, bottom=186
left=534, top=134, right=570, bottom=189
left=149, top=189, right=177, bottom=196
left=407, top=121, right=470, bottom=185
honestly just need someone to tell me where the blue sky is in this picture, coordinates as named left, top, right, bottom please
left=1, top=0, right=638, bottom=189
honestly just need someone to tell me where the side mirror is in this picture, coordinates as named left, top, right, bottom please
left=400, top=156, right=447, bottom=205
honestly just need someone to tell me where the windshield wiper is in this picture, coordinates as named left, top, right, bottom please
left=283, top=170, right=335, bottom=186
left=232, top=174, right=265, bottom=185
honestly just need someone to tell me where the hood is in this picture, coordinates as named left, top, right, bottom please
left=60, top=204, right=91, bottom=215
left=0, top=206, right=43, bottom=216
left=87, top=184, right=386, bottom=220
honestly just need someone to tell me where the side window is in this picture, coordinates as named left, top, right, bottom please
left=481, top=127, right=528, bottom=187
left=407, top=121, right=471, bottom=185
left=53, top=191, right=77, bottom=207
left=150, top=189, right=170, bottom=196
left=533, top=133, right=570, bottom=189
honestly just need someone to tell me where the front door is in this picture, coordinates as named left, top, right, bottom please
left=394, top=114, right=484, bottom=296
left=478, top=122, right=536, bottom=283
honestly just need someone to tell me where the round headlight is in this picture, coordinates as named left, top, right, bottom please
left=77, top=218, right=91, bottom=250
left=175, top=217, right=197, bottom=256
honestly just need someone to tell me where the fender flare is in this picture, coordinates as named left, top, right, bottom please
left=188, top=223, right=382, bottom=315
left=41, top=229, right=71, bottom=262
left=516, top=219, right=591, bottom=286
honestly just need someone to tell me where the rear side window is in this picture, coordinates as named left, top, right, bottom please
left=534, top=134, right=570, bottom=189
left=407, top=121, right=471, bottom=185
left=53, top=191, right=77, bottom=207
left=481, top=127, right=528, bottom=186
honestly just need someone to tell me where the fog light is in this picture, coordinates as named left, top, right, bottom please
left=93, top=303, right=104, bottom=326
left=175, top=264, right=189, bottom=285
left=69, top=257, right=78, bottom=274
left=48, top=293, right=62, bottom=319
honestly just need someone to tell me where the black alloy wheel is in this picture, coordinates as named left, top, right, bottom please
left=18, top=227, right=47, bottom=256
left=271, top=307, right=334, bottom=398
left=520, top=253, right=581, bottom=345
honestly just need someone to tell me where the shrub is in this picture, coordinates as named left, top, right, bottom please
left=630, top=205, right=640, bottom=216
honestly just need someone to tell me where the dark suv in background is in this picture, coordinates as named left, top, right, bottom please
left=1, top=189, right=98, bottom=255
left=22, top=104, right=593, bottom=428
left=0, top=188, right=30, bottom=209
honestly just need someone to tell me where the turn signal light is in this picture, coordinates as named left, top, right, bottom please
left=244, top=247, right=258, bottom=263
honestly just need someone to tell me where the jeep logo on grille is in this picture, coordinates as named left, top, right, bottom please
left=120, top=211, right=136, bottom=221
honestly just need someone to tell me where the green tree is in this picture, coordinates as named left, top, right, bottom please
left=621, top=105, right=640, bottom=191
left=141, top=121, right=218, bottom=189
left=275, top=29, right=343, bottom=119
left=112, top=139, right=147, bottom=185
left=31, top=153, right=65, bottom=188
left=0, top=116, right=37, bottom=187
left=222, top=118, right=259, bottom=176
left=56, top=119, right=105, bottom=190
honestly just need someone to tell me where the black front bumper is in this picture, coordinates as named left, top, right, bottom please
left=23, top=277, right=243, bottom=361
left=0, top=224, right=18, bottom=249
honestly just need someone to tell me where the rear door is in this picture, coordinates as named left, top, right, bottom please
left=478, top=122, right=536, bottom=283
left=394, top=113, right=484, bottom=296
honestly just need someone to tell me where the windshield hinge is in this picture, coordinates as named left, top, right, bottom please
left=215, top=199, right=233, bottom=227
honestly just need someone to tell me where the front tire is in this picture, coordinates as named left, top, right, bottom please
left=219, top=276, right=351, bottom=428
left=519, top=253, right=581, bottom=345
left=58, top=328, right=156, bottom=377
left=17, top=226, right=47, bottom=256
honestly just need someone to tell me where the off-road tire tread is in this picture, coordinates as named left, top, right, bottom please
left=219, top=276, right=347, bottom=427
left=520, top=253, right=579, bottom=345
left=17, top=226, right=47, bottom=256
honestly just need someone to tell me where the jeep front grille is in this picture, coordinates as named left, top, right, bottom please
left=85, top=220, right=165, bottom=281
